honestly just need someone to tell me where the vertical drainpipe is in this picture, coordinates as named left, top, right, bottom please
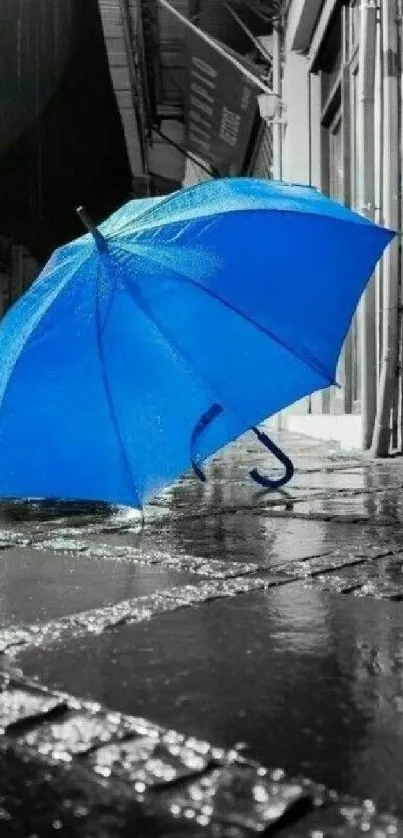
left=272, top=21, right=283, bottom=180
left=371, top=0, right=400, bottom=456
left=398, top=0, right=403, bottom=451
left=358, top=0, right=378, bottom=449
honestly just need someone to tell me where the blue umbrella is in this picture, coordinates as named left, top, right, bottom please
left=0, top=178, right=394, bottom=507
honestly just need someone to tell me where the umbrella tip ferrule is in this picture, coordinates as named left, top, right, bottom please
left=76, top=206, right=107, bottom=250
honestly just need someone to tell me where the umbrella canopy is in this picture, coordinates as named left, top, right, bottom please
left=0, top=178, right=394, bottom=507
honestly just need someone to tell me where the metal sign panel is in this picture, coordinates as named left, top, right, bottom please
left=185, top=30, right=259, bottom=175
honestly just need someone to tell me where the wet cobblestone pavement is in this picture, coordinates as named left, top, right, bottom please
left=2, top=430, right=403, bottom=834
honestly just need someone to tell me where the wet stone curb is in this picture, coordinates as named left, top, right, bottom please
left=1, top=669, right=403, bottom=837
left=0, top=575, right=289, bottom=657
left=3, top=543, right=403, bottom=660
left=0, top=527, right=262, bottom=579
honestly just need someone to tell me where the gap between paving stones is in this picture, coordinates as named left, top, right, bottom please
left=272, top=544, right=403, bottom=599
left=28, top=540, right=261, bottom=579
left=0, top=526, right=264, bottom=579
left=2, top=548, right=403, bottom=659
left=1, top=459, right=403, bottom=831
left=144, top=502, right=398, bottom=527
left=0, top=575, right=292, bottom=657
left=0, top=669, right=402, bottom=837
left=2, top=535, right=403, bottom=657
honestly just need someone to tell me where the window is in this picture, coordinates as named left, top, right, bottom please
left=317, top=2, right=360, bottom=415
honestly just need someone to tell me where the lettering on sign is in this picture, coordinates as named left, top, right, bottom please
left=188, top=55, right=218, bottom=154
left=185, top=31, right=258, bottom=173
left=189, top=96, right=213, bottom=118
left=241, top=86, right=252, bottom=111
left=219, top=106, right=241, bottom=147
left=192, top=56, right=218, bottom=79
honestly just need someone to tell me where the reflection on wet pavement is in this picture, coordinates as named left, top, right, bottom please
left=15, top=584, right=403, bottom=815
left=3, top=431, right=403, bottom=830
left=1, top=669, right=403, bottom=836
left=0, top=547, right=197, bottom=628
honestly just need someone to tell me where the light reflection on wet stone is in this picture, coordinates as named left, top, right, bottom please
left=1, top=673, right=403, bottom=834
left=0, top=529, right=31, bottom=547
left=284, top=799, right=403, bottom=837
left=305, top=573, right=364, bottom=594
left=4, top=437, right=403, bottom=831
left=161, top=577, right=272, bottom=605
left=164, top=763, right=309, bottom=832
left=32, top=538, right=260, bottom=579
left=0, top=687, right=64, bottom=732
left=20, top=710, right=153, bottom=762
left=302, top=555, right=403, bottom=600
left=0, top=575, right=281, bottom=656
left=276, top=554, right=366, bottom=579
left=88, top=734, right=210, bottom=788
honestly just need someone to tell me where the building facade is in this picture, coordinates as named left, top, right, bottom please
left=179, top=0, right=402, bottom=454
left=3, top=0, right=401, bottom=455
left=278, top=0, right=401, bottom=453
left=98, top=0, right=190, bottom=196
left=0, top=0, right=133, bottom=309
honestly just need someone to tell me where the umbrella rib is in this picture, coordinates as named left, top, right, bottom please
left=94, top=264, right=143, bottom=509
left=120, top=273, right=246, bottom=432
left=113, top=242, right=334, bottom=387
left=127, top=200, right=383, bottom=240
left=115, top=265, right=267, bottom=474
left=188, top=279, right=334, bottom=384
left=112, top=177, right=381, bottom=237
left=119, top=279, right=332, bottom=481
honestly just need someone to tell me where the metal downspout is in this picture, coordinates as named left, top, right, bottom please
left=358, top=0, right=378, bottom=449
left=119, top=0, right=149, bottom=177
left=272, top=21, right=283, bottom=180
left=371, top=0, right=400, bottom=455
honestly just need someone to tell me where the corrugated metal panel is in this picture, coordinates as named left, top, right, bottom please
left=157, top=0, right=189, bottom=111
left=250, top=122, right=273, bottom=177
left=98, top=0, right=145, bottom=177
left=98, top=0, right=188, bottom=186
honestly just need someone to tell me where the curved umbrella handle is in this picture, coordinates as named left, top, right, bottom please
left=250, top=427, right=294, bottom=490
left=191, top=403, right=224, bottom=481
